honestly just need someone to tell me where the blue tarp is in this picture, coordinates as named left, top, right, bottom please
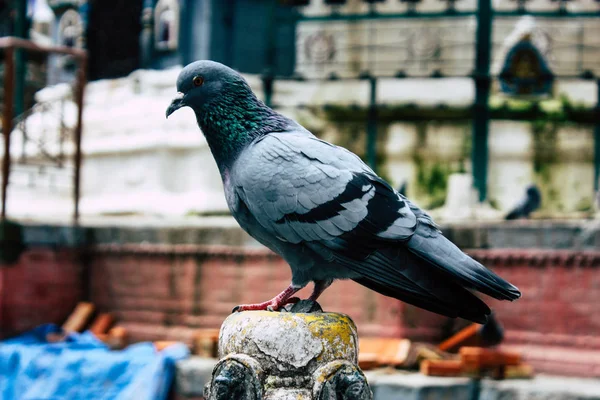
left=0, top=324, right=189, bottom=400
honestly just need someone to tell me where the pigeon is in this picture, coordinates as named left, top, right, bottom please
left=397, top=180, right=407, bottom=197
left=166, top=61, right=521, bottom=323
left=505, top=184, right=541, bottom=220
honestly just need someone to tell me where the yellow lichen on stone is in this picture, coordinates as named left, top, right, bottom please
left=219, top=311, right=358, bottom=371
left=303, top=313, right=358, bottom=364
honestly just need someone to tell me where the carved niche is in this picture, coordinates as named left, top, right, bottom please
left=57, top=9, right=83, bottom=48
left=497, top=17, right=554, bottom=97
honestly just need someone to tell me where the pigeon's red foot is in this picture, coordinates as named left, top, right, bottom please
left=232, top=284, right=301, bottom=312
left=232, top=297, right=299, bottom=312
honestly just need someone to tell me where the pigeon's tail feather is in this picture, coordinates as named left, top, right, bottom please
left=354, top=277, right=480, bottom=323
left=353, top=275, right=489, bottom=324
left=407, top=223, right=521, bottom=302
left=347, top=248, right=492, bottom=323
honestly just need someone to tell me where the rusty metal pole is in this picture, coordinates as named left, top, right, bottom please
left=2, top=47, right=15, bottom=220
left=72, top=55, right=87, bottom=224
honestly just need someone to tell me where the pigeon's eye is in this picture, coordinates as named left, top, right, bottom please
left=192, top=76, right=204, bottom=87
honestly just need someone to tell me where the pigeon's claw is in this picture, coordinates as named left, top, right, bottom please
left=286, top=296, right=301, bottom=305
left=231, top=284, right=302, bottom=313
left=266, top=297, right=301, bottom=312
left=233, top=297, right=299, bottom=313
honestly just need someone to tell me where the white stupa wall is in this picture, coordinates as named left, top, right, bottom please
left=4, top=9, right=600, bottom=221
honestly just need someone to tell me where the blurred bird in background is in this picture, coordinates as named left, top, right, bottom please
left=505, top=184, right=541, bottom=220
left=397, top=180, right=408, bottom=197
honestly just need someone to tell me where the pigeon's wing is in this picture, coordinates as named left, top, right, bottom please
left=234, top=132, right=417, bottom=259
left=233, top=131, right=520, bottom=319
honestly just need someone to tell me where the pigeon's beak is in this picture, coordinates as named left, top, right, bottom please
left=166, top=92, right=185, bottom=119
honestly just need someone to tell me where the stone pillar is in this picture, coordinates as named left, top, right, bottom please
left=204, top=301, right=372, bottom=400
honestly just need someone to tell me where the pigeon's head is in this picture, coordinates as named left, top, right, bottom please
left=166, top=60, right=250, bottom=118
left=526, top=184, right=541, bottom=199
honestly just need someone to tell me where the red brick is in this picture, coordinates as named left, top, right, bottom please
left=80, top=247, right=600, bottom=377
left=0, top=247, right=83, bottom=338
left=182, top=314, right=227, bottom=328
left=196, top=302, right=239, bottom=315
left=113, top=310, right=167, bottom=324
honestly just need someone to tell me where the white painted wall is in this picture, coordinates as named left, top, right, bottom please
left=5, top=4, right=600, bottom=221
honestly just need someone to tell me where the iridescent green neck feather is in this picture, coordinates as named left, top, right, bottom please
left=195, top=82, right=291, bottom=174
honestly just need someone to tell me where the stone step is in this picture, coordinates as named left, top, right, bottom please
left=502, top=344, right=600, bottom=378
left=172, top=358, right=600, bottom=400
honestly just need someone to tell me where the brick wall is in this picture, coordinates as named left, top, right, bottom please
left=0, top=248, right=83, bottom=338
left=5, top=222, right=600, bottom=377
left=469, top=249, right=600, bottom=377
left=469, top=249, right=600, bottom=347
left=87, top=244, right=600, bottom=377
left=88, top=245, right=415, bottom=344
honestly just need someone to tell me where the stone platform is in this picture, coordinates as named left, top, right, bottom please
left=174, top=357, right=600, bottom=400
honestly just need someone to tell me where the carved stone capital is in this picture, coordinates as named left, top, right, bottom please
left=204, top=303, right=372, bottom=400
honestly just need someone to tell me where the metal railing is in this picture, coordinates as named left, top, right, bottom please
left=0, top=37, right=87, bottom=223
left=275, top=0, right=600, bottom=200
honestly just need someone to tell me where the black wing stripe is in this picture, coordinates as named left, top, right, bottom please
left=276, top=173, right=370, bottom=224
